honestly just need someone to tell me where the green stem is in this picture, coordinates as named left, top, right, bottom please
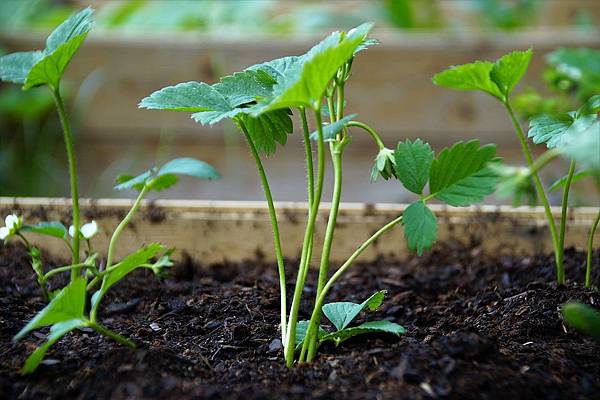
left=89, top=322, right=135, bottom=348
left=284, top=109, right=326, bottom=368
left=43, top=262, right=90, bottom=281
left=586, top=210, right=600, bottom=288
left=504, top=101, right=560, bottom=280
left=528, top=148, right=560, bottom=176
left=346, top=121, right=385, bottom=150
left=50, top=87, right=80, bottom=277
left=90, top=186, right=148, bottom=322
left=303, top=215, right=404, bottom=362
left=303, top=145, right=344, bottom=362
left=239, top=122, right=287, bottom=344
left=557, top=160, right=576, bottom=284
left=301, top=108, right=315, bottom=206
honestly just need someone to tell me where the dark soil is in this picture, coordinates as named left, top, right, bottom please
left=1, top=241, right=599, bottom=399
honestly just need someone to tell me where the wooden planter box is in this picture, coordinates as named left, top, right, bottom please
left=1, top=198, right=597, bottom=265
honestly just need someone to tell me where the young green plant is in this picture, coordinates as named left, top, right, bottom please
left=0, top=8, right=221, bottom=373
left=433, top=50, right=599, bottom=286
left=141, top=23, right=499, bottom=367
left=5, top=157, right=219, bottom=373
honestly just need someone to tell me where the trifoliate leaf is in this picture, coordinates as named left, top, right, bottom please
left=394, top=139, right=434, bottom=194
left=22, top=318, right=87, bottom=374
left=322, top=290, right=387, bottom=331
left=428, top=140, right=498, bottom=206
left=432, top=61, right=503, bottom=100
left=0, top=51, right=43, bottom=84
left=309, top=114, right=357, bottom=141
left=490, top=49, right=532, bottom=98
left=320, top=320, right=406, bottom=346
left=256, top=23, right=373, bottom=112
left=21, top=221, right=68, bottom=240
left=562, top=302, right=600, bottom=341
left=402, top=201, right=437, bottom=256
left=549, top=170, right=592, bottom=192
left=14, top=277, right=86, bottom=341
left=529, top=112, right=596, bottom=149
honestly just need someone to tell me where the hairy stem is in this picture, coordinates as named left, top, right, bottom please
left=303, top=215, right=404, bottom=362
left=557, top=160, right=576, bottom=284
left=284, top=109, right=326, bottom=368
left=504, top=101, right=560, bottom=282
left=90, top=186, right=148, bottom=322
left=302, top=146, right=344, bottom=362
left=240, top=122, right=287, bottom=344
left=50, top=87, right=80, bottom=277
left=586, top=210, right=600, bottom=288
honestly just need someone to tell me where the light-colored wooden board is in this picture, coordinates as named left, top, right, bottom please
left=0, top=28, right=597, bottom=146
left=1, top=198, right=598, bottom=267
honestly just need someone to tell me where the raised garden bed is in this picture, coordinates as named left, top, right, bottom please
left=1, top=198, right=599, bottom=399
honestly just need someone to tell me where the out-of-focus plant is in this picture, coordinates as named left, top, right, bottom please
left=515, top=48, right=600, bottom=119
left=434, top=50, right=599, bottom=287
left=562, top=302, right=600, bottom=341
left=473, top=0, right=542, bottom=30
left=382, top=0, right=443, bottom=30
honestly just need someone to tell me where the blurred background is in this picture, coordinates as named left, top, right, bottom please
left=0, top=0, right=598, bottom=204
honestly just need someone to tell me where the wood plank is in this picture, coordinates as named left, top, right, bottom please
left=1, top=198, right=597, bottom=266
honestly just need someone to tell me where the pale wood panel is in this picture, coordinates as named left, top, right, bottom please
left=1, top=198, right=597, bottom=266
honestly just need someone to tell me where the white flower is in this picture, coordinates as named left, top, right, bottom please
left=69, top=221, right=98, bottom=240
left=0, top=214, right=22, bottom=241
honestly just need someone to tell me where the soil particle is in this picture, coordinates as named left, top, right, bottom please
left=0, top=242, right=599, bottom=399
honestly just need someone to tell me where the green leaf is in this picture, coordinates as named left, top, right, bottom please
left=248, top=56, right=303, bottom=82
left=320, top=320, right=406, bottom=346
left=428, top=140, right=498, bottom=206
left=102, top=243, right=166, bottom=293
left=256, top=23, right=373, bottom=112
left=14, top=277, right=86, bottom=341
left=562, top=302, right=600, bottom=341
left=309, top=114, right=357, bottom=141
left=236, top=109, right=294, bottom=155
left=139, top=81, right=230, bottom=112
left=549, top=170, right=592, bottom=192
left=402, top=201, right=437, bottom=256
left=490, top=49, right=532, bottom=97
left=21, top=221, right=68, bottom=240
left=394, top=139, right=434, bottom=194
left=0, top=51, right=43, bottom=84
left=157, top=157, right=220, bottom=180
left=562, top=121, right=600, bottom=170
left=432, top=61, right=503, bottom=100
left=44, top=7, right=94, bottom=54
left=115, top=157, right=219, bottom=191
left=22, top=319, right=86, bottom=374
left=528, top=113, right=596, bottom=149
left=322, top=290, right=387, bottom=331
left=294, top=320, right=328, bottom=348
left=24, top=33, right=89, bottom=90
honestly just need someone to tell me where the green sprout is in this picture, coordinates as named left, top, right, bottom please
left=142, top=23, right=499, bottom=367
left=433, top=50, right=599, bottom=287
left=0, top=8, right=221, bottom=373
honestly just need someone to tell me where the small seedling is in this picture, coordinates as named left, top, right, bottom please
left=433, top=50, right=599, bottom=287
left=0, top=9, right=221, bottom=373
left=142, top=23, right=499, bottom=367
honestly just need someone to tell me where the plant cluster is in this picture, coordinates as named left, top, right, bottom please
left=0, top=8, right=220, bottom=373
left=433, top=50, right=600, bottom=288
left=142, top=22, right=500, bottom=367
